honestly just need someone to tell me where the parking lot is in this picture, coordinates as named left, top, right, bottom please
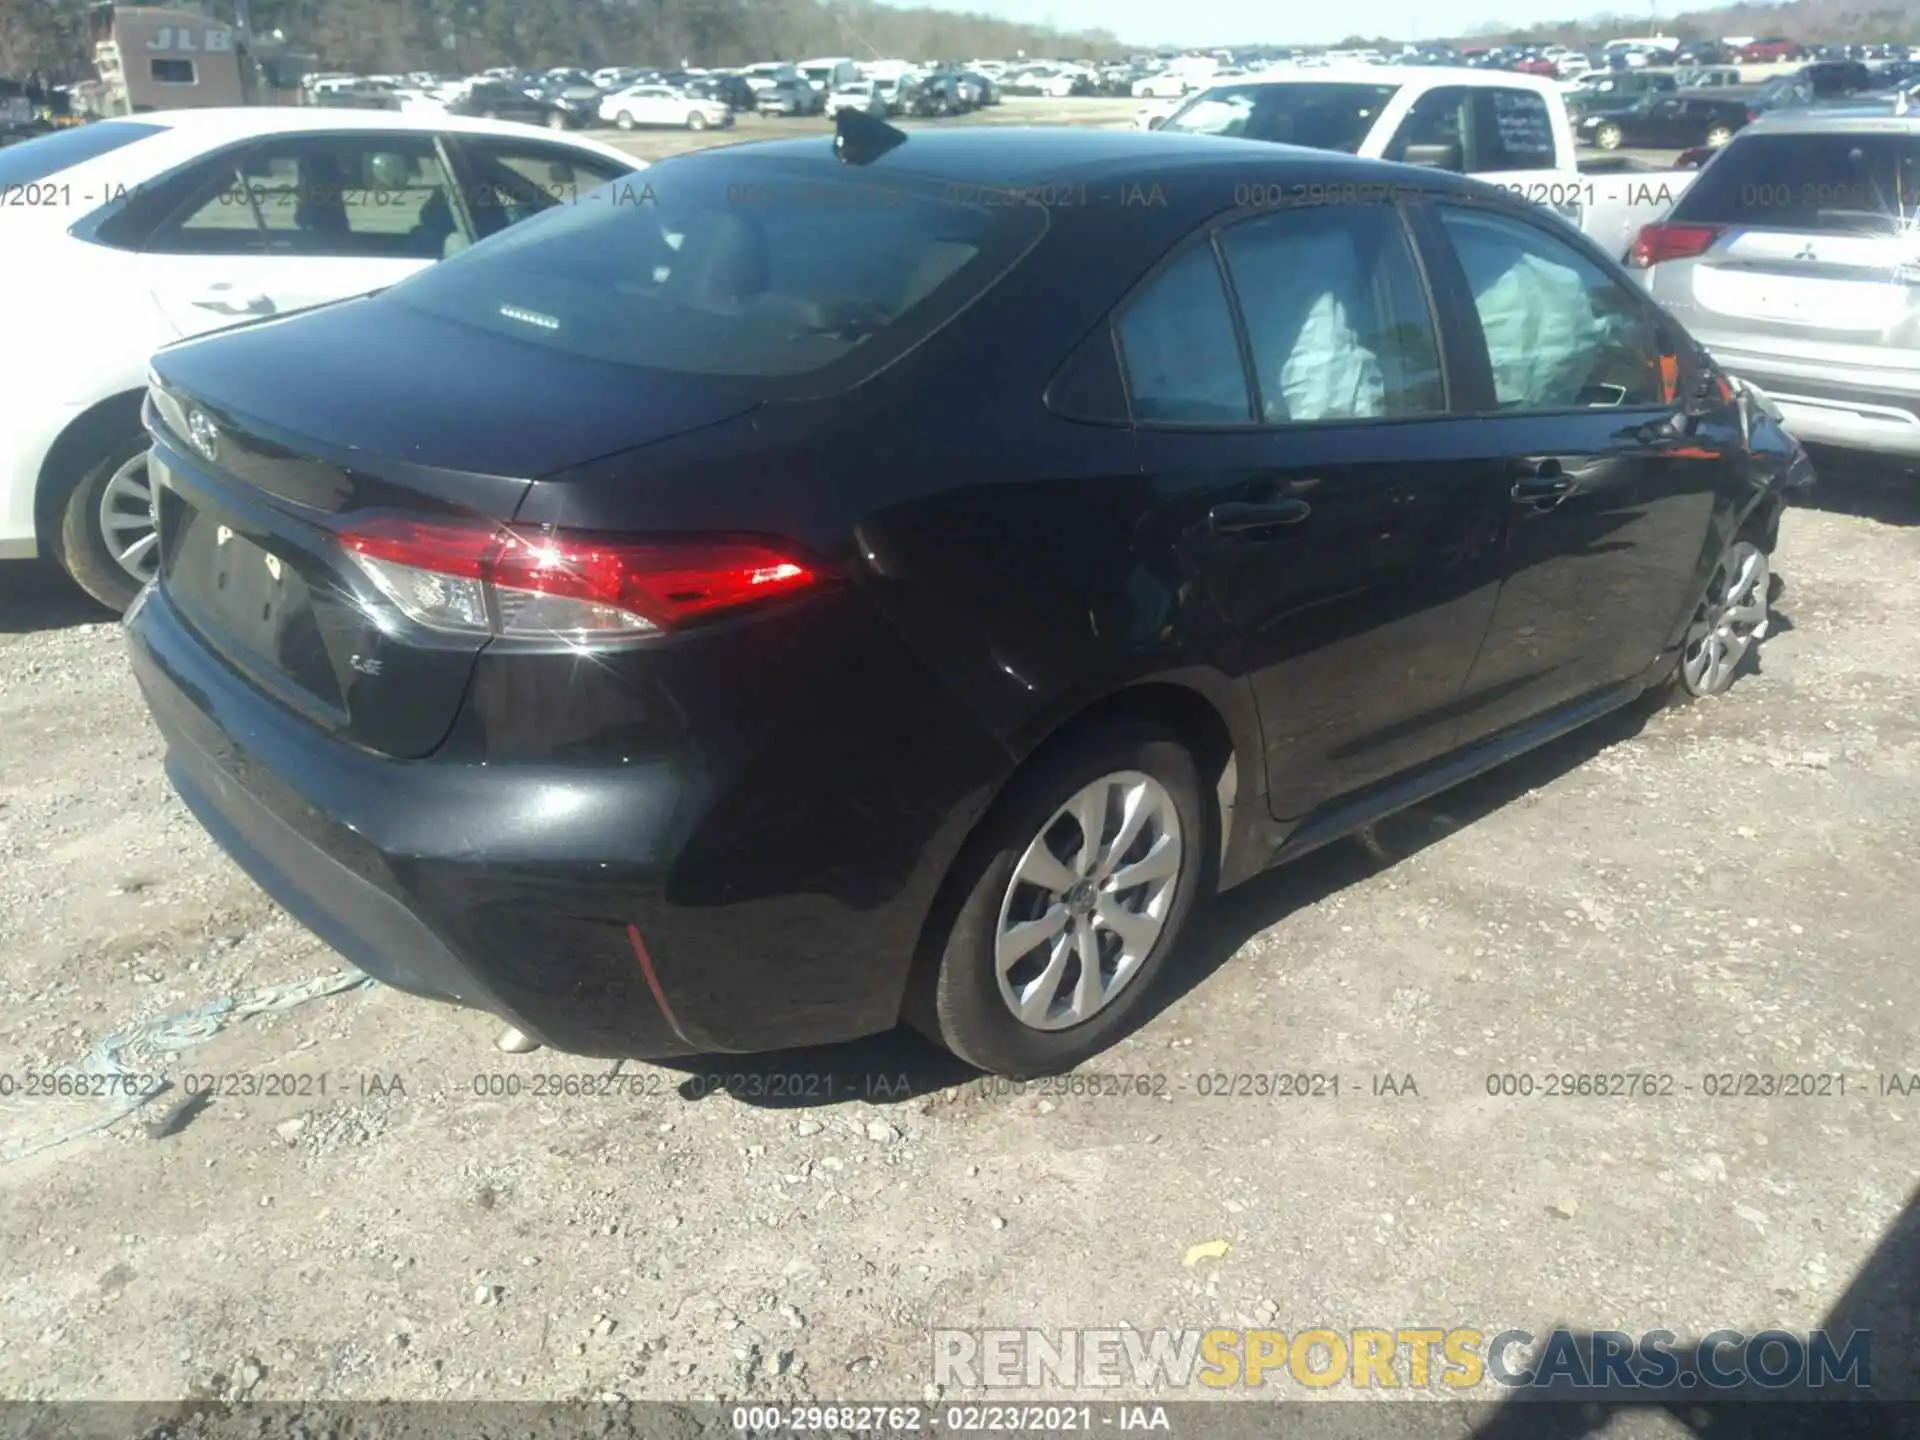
left=588, top=94, right=1696, bottom=171
left=3, top=445, right=1918, bottom=1412
left=4, top=89, right=1920, bottom=1427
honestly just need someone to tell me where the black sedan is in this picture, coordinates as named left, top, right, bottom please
left=448, top=79, right=579, bottom=130
left=1580, top=93, right=1756, bottom=150
left=127, top=121, right=1809, bottom=1075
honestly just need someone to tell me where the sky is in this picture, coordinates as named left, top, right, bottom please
left=916, top=0, right=1692, bottom=48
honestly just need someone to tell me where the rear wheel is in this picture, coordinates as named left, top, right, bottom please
left=50, top=427, right=155, bottom=613
left=686, top=111, right=707, bottom=131
left=1706, top=123, right=1735, bottom=146
left=1594, top=122, right=1623, bottom=150
left=545, top=109, right=569, bottom=131
left=913, top=722, right=1209, bottom=1075
left=615, top=110, right=636, bottom=130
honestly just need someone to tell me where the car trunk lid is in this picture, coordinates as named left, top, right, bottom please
left=145, top=298, right=762, bottom=760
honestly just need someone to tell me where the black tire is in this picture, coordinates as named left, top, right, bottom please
left=50, top=426, right=151, bottom=613
left=545, top=109, right=569, bottom=131
left=1596, top=122, right=1623, bottom=150
left=687, top=111, right=707, bottom=131
left=911, top=720, right=1211, bottom=1076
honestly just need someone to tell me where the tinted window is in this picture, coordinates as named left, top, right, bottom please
left=0, top=121, right=160, bottom=187
left=1218, top=205, right=1444, bottom=423
left=1115, top=242, right=1251, bottom=424
left=455, top=137, right=634, bottom=239
left=1160, top=83, right=1402, bottom=152
left=146, top=133, right=467, bottom=259
left=1384, top=86, right=1471, bottom=168
left=1438, top=207, right=1665, bottom=411
left=1671, top=132, right=1920, bottom=234
left=1477, top=89, right=1557, bottom=171
left=389, top=160, right=1045, bottom=382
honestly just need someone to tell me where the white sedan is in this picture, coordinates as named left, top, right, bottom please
left=1131, top=72, right=1195, bottom=99
left=599, top=85, right=732, bottom=132
left=825, top=81, right=888, bottom=118
left=0, top=109, right=641, bottom=609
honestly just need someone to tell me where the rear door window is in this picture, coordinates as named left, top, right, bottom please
left=1474, top=89, right=1557, bottom=172
left=1217, top=203, right=1445, bottom=423
left=1671, top=132, right=1920, bottom=234
left=1114, top=242, right=1252, bottom=424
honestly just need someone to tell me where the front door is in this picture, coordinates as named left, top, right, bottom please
left=1418, top=201, right=1734, bottom=739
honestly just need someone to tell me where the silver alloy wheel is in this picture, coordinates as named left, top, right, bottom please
left=1682, top=540, right=1770, bottom=694
left=1596, top=123, right=1622, bottom=150
left=1706, top=124, right=1734, bottom=146
left=994, top=770, right=1183, bottom=1031
left=98, top=447, right=159, bottom=583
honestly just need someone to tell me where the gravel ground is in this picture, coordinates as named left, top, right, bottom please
left=2, top=459, right=1918, bottom=1419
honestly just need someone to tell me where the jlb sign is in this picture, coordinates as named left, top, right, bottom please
left=147, top=26, right=234, bottom=53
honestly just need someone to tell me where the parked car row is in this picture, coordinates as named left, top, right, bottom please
left=0, top=111, right=642, bottom=609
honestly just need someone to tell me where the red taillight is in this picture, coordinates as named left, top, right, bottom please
left=340, top=516, right=826, bottom=640
left=1628, top=222, right=1724, bottom=269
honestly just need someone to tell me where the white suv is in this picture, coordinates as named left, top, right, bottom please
left=0, top=109, right=640, bottom=609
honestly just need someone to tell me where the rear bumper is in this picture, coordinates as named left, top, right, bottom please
left=125, top=580, right=987, bottom=1059
left=1700, top=344, right=1920, bottom=460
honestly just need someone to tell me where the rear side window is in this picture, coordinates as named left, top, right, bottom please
left=1672, top=133, right=1920, bottom=234
left=0, top=121, right=160, bottom=187
left=388, top=159, right=1045, bottom=385
left=1115, top=242, right=1251, bottom=424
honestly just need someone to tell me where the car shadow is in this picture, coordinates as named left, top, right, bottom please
left=1799, top=449, right=1920, bottom=528
left=0, top=561, right=114, bottom=634
left=658, top=687, right=1676, bottom=1112
left=1464, top=1185, right=1920, bottom=1436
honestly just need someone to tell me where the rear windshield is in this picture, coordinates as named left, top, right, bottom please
left=0, top=121, right=161, bottom=187
left=1673, top=131, right=1920, bottom=232
left=1158, top=83, right=1402, bottom=152
left=388, top=157, right=1047, bottom=383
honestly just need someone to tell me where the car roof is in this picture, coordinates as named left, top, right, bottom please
left=109, top=107, right=642, bottom=167
left=133, top=106, right=585, bottom=142
left=1214, top=63, right=1561, bottom=95
left=1740, top=108, right=1920, bottom=135
left=665, top=124, right=1471, bottom=195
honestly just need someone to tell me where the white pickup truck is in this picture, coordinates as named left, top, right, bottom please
left=1148, top=65, right=1699, bottom=261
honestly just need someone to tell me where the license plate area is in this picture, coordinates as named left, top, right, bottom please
left=157, top=463, right=348, bottom=721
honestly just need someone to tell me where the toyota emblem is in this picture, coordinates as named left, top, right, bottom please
left=187, top=408, right=219, bottom=462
